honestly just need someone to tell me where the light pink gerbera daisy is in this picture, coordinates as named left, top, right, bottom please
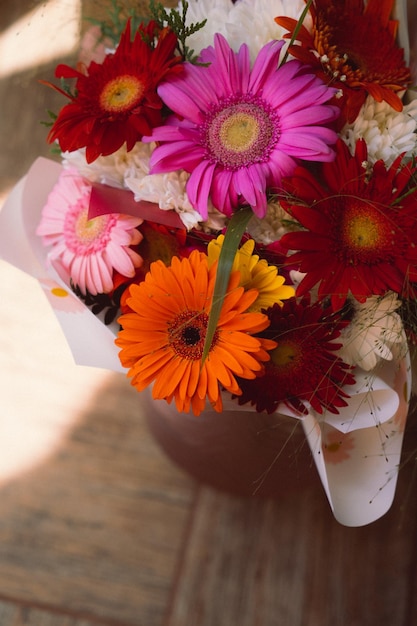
left=145, top=34, right=339, bottom=219
left=36, top=169, right=143, bottom=295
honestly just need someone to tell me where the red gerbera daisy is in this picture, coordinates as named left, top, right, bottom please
left=280, top=139, right=417, bottom=311
left=45, top=20, right=182, bottom=162
left=236, top=298, right=355, bottom=415
left=275, top=0, right=411, bottom=124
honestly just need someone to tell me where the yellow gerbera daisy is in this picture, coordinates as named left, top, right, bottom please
left=116, top=249, right=276, bottom=416
left=207, top=234, right=295, bottom=312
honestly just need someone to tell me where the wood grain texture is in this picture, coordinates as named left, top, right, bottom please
left=0, top=599, right=113, bottom=625
left=167, top=461, right=417, bottom=626
left=0, top=265, right=196, bottom=625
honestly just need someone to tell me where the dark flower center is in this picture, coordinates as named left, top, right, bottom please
left=182, top=326, right=201, bottom=346
left=168, top=310, right=218, bottom=360
left=313, top=6, right=410, bottom=89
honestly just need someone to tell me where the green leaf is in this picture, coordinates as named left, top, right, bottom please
left=202, top=207, right=253, bottom=363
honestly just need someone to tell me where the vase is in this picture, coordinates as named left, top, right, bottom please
left=142, top=344, right=411, bottom=527
left=142, top=389, right=321, bottom=498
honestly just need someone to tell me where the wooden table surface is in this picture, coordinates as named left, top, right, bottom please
left=1, top=2, right=417, bottom=625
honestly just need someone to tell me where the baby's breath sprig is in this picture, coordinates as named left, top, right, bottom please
left=149, top=0, right=207, bottom=62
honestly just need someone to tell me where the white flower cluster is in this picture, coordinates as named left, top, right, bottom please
left=247, top=200, right=294, bottom=244
left=179, top=0, right=307, bottom=62
left=338, top=293, right=405, bottom=372
left=340, top=95, right=417, bottom=166
left=62, top=142, right=152, bottom=188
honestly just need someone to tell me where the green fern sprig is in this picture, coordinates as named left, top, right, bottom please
left=149, top=0, right=207, bottom=62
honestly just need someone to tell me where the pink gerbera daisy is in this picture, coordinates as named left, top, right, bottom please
left=145, top=34, right=339, bottom=219
left=36, top=169, right=144, bottom=295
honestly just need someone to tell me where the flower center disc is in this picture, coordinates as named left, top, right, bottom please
left=270, top=341, right=301, bottom=369
left=75, top=210, right=107, bottom=243
left=206, top=100, right=277, bottom=169
left=346, top=213, right=379, bottom=249
left=340, top=200, right=392, bottom=262
left=220, top=112, right=259, bottom=153
left=168, top=310, right=214, bottom=360
left=100, top=74, right=144, bottom=113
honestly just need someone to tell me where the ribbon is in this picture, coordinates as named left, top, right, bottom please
left=88, top=182, right=184, bottom=228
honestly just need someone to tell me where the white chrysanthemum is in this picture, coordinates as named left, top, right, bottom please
left=125, top=169, right=217, bottom=230
left=176, top=0, right=234, bottom=54
left=225, top=0, right=307, bottom=61
left=63, top=143, right=211, bottom=230
left=178, top=0, right=307, bottom=60
left=62, top=142, right=153, bottom=188
left=338, top=293, right=405, bottom=371
left=247, top=200, right=295, bottom=244
left=340, top=95, right=417, bottom=166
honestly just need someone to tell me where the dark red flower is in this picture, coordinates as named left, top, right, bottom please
left=275, top=0, right=411, bottom=124
left=236, top=298, right=355, bottom=415
left=45, top=20, right=182, bottom=162
left=280, top=139, right=417, bottom=311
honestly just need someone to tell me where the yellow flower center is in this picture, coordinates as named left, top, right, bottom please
left=345, top=212, right=380, bottom=249
left=340, top=200, right=393, bottom=263
left=100, top=75, right=144, bottom=113
left=64, top=206, right=118, bottom=256
left=205, top=98, right=278, bottom=169
left=220, top=112, right=260, bottom=153
left=75, top=210, right=108, bottom=244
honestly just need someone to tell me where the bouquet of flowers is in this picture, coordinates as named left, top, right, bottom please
left=2, top=0, right=417, bottom=526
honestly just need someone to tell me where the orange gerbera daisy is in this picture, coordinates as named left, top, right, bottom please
left=116, top=250, right=276, bottom=415
left=275, top=0, right=411, bottom=124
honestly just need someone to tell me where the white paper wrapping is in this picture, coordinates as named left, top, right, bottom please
left=0, top=158, right=124, bottom=373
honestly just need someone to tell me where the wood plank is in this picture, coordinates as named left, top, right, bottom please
left=167, top=447, right=417, bottom=626
left=0, top=598, right=113, bottom=625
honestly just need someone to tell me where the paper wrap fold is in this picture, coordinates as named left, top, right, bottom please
left=0, top=158, right=411, bottom=526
